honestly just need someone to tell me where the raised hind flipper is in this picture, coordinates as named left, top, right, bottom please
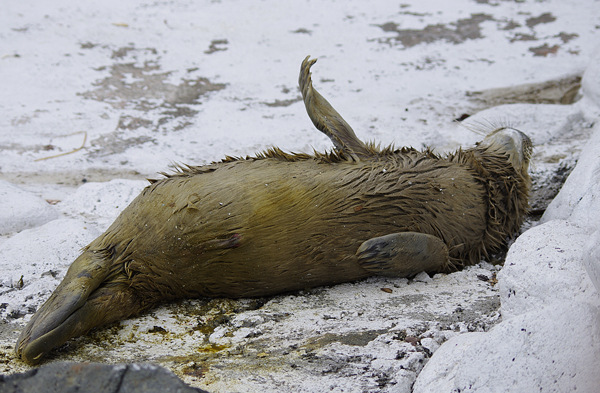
left=15, top=250, right=139, bottom=364
left=356, top=232, right=449, bottom=277
left=299, top=56, right=371, bottom=160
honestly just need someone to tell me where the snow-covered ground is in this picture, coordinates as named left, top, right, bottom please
left=1, top=1, right=599, bottom=391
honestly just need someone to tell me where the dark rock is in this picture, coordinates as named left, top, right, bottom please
left=0, top=362, right=209, bottom=393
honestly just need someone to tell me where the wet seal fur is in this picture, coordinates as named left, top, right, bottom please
left=16, top=56, right=532, bottom=364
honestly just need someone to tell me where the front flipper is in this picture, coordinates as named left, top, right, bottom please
left=356, top=232, right=449, bottom=277
left=299, top=56, right=371, bottom=160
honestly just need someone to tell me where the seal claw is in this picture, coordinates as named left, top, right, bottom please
left=357, top=232, right=449, bottom=277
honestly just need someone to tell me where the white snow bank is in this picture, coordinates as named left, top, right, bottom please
left=499, top=220, right=600, bottom=319
left=413, top=301, right=600, bottom=393
left=541, top=122, right=600, bottom=229
left=0, top=180, right=59, bottom=236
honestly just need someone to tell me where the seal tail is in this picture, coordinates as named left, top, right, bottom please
left=15, top=250, right=139, bottom=365
left=299, top=56, right=372, bottom=161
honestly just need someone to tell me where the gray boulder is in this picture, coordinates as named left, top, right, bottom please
left=0, top=362, right=209, bottom=393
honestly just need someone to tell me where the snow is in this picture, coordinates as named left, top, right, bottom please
left=0, top=181, right=60, bottom=236
left=542, top=121, right=600, bottom=229
left=584, top=231, right=600, bottom=294
left=499, top=219, right=600, bottom=319
left=413, top=302, right=600, bottom=393
left=1, top=0, right=600, bottom=391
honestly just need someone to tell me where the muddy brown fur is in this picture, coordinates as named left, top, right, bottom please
left=16, top=56, right=531, bottom=365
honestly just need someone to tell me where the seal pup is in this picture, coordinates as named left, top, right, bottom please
left=16, top=56, right=532, bottom=365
